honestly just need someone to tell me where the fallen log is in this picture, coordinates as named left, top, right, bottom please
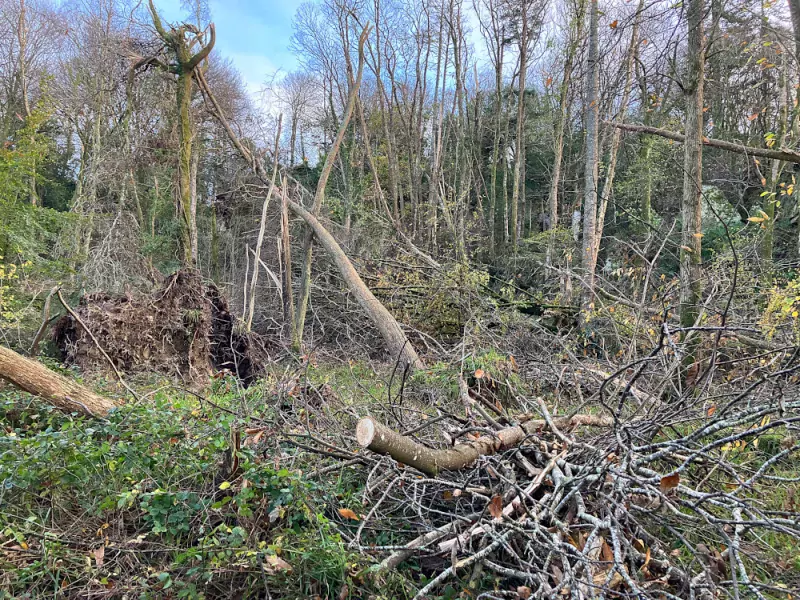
left=605, top=121, right=800, bottom=164
left=356, top=413, right=612, bottom=476
left=0, top=345, right=117, bottom=417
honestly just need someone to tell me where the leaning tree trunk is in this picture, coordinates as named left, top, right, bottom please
left=0, top=345, right=116, bottom=417
left=194, top=66, right=424, bottom=371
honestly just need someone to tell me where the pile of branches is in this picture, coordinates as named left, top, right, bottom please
left=306, top=342, right=800, bottom=599
left=53, top=269, right=269, bottom=384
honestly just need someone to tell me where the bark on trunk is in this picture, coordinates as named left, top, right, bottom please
left=510, top=12, right=528, bottom=253
left=680, top=0, right=705, bottom=332
left=357, top=413, right=612, bottom=475
left=580, top=0, right=600, bottom=317
left=604, top=122, right=800, bottom=165
left=0, top=345, right=116, bottom=417
left=594, top=0, right=641, bottom=263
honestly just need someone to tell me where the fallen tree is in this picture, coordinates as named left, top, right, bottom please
left=195, top=68, right=423, bottom=371
left=605, top=121, right=800, bottom=164
left=53, top=269, right=268, bottom=384
left=356, top=412, right=613, bottom=475
left=0, top=345, right=116, bottom=417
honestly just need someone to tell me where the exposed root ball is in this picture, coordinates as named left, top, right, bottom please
left=53, top=270, right=269, bottom=384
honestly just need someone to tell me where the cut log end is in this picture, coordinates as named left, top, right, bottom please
left=356, top=417, right=376, bottom=447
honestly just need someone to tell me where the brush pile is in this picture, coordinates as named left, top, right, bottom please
left=304, top=358, right=800, bottom=599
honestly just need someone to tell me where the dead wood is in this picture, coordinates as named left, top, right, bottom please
left=356, top=413, right=612, bottom=475
left=606, top=121, right=800, bottom=164
left=0, top=345, right=117, bottom=417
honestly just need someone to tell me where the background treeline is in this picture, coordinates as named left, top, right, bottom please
left=0, top=0, right=797, bottom=352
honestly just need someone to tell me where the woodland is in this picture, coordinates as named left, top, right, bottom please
left=0, top=0, right=799, bottom=598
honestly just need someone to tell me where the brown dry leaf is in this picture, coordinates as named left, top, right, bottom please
left=442, top=490, right=453, bottom=500
left=517, top=586, right=532, bottom=599
left=545, top=77, right=553, bottom=86
left=488, top=495, right=503, bottom=519
left=600, top=539, right=614, bottom=562
left=265, top=554, right=292, bottom=573
left=509, top=355, right=518, bottom=370
left=474, top=368, right=485, bottom=379
left=609, top=19, right=618, bottom=28
left=660, top=473, right=680, bottom=492
left=748, top=113, right=759, bottom=121
left=707, top=405, right=717, bottom=417
left=338, top=508, right=360, bottom=521
left=92, top=546, right=105, bottom=568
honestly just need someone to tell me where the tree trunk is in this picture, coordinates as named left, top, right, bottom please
left=580, top=0, right=600, bottom=317
left=294, top=24, right=369, bottom=351
left=357, top=413, right=611, bottom=475
left=189, top=146, right=199, bottom=265
left=177, top=70, right=195, bottom=267
left=680, top=0, right=705, bottom=332
left=280, top=177, right=297, bottom=345
left=246, top=116, right=282, bottom=330
left=511, top=12, right=528, bottom=254
left=594, top=0, right=642, bottom=263
left=0, top=345, right=116, bottom=417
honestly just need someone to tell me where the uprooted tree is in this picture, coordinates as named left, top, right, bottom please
left=0, top=345, right=116, bottom=417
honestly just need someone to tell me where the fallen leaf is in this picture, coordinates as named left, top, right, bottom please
left=600, top=539, right=614, bottom=562
left=748, top=113, right=759, bottom=121
left=517, top=586, right=532, bottom=599
left=474, top=368, right=485, bottom=379
left=338, top=507, right=360, bottom=521
left=265, top=554, right=292, bottom=573
left=488, top=495, right=503, bottom=519
left=92, top=546, right=105, bottom=568
left=660, top=473, right=680, bottom=492
left=609, top=19, right=618, bottom=28
left=707, top=405, right=716, bottom=417
left=218, top=481, right=231, bottom=490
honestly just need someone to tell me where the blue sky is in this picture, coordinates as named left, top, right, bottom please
left=155, top=0, right=302, bottom=95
